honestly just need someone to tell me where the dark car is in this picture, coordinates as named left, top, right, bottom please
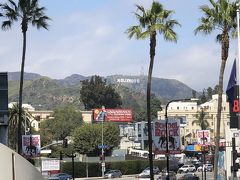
left=144, top=166, right=160, bottom=174
left=48, top=173, right=72, bottom=180
left=157, top=171, right=177, bottom=180
left=178, top=172, right=200, bottom=180
left=162, top=165, right=179, bottom=173
left=104, top=170, right=122, bottom=179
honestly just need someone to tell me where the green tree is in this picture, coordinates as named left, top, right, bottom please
left=194, top=0, right=238, bottom=178
left=8, top=103, right=33, bottom=151
left=80, top=75, right=122, bottom=110
left=73, top=122, right=120, bottom=156
left=134, top=95, right=162, bottom=122
left=40, top=106, right=82, bottom=141
left=126, top=2, right=180, bottom=178
left=0, top=0, right=50, bottom=153
left=192, top=108, right=210, bottom=130
left=206, top=87, right=213, bottom=100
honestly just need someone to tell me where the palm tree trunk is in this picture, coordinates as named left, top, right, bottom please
left=17, top=30, right=27, bottom=154
left=147, top=33, right=156, bottom=180
left=213, top=32, right=229, bottom=180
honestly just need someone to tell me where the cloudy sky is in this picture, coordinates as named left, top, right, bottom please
left=0, top=0, right=238, bottom=91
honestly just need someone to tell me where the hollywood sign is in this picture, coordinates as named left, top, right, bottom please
left=117, top=78, right=140, bottom=84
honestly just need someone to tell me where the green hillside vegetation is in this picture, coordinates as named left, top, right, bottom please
left=8, top=72, right=194, bottom=114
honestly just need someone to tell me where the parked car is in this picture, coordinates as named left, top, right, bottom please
left=104, top=170, right=122, bottom=179
left=157, top=171, right=177, bottom=180
left=162, top=164, right=179, bottom=173
left=143, top=166, right=160, bottom=174
left=178, top=172, right=200, bottom=180
left=197, top=163, right=213, bottom=172
left=48, top=173, right=72, bottom=180
left=178, top=164, right=196, bottom=173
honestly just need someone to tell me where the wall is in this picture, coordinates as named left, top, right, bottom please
left=0, top=143, right=44, bottom=180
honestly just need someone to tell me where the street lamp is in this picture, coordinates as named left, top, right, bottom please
left=165, top=98, right=198, bottom=180
left=96, top=106, right=106, bottom=178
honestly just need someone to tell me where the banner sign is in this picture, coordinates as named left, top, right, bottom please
left=196, top=130, right=211, bottom=145
left=22, top=135, right=41, bottom=157
left=41, top=159, right=60, bottom=171
left=93, top=108, right=132, bottom=122
left=153, top=120, right=181, bottom=154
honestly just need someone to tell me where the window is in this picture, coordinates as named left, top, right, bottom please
left=177, top=107, right=179, bottom=110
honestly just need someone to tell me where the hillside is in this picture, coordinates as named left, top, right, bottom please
left=8, top=72, right=195, bottom=110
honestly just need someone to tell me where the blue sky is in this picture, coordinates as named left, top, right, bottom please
left=0, top=0, right=238, bottom=91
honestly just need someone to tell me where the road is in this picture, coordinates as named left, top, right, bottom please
left=75, top=172, right=214, bottom=180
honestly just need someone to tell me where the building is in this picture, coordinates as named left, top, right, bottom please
left=157, top=94, right=230, bottom=144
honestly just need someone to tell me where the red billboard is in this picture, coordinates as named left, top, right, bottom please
left=93, top=108, right=132, bottom=122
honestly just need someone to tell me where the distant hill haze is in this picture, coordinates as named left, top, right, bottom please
left=7, top=72, right=195, bottom=110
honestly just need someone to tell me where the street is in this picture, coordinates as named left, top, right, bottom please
left=75, top=172, right=214, bottom=180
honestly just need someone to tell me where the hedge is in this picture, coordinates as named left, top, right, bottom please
left=61, top=160, right=166, bottom=178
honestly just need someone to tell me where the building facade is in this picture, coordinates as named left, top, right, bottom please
left=157, top=94, right=230, bottom=144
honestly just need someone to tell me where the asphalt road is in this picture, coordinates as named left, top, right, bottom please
left=75, top=172, right=214, bottom=180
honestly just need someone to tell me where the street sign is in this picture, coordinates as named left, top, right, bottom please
left=98, top=145, right=109, bottom=149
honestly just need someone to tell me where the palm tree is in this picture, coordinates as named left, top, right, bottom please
left=192, top=108, right=211, bottom=131
left=126, top=1, right=180, bottom=179
left=8, top=103, right=33, bottom=151
left=194, top=0, right=238, bottom=179
left=0, top=0, right=50, bottom=154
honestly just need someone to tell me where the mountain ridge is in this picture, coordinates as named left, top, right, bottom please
left=7, top=72, right=195, bottom=109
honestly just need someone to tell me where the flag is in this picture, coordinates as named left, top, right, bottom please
left=226, top=59, right=237, bottom=105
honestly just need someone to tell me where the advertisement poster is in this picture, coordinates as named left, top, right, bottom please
left=196, top=130, right=211, bottom=145
left=22, top=135, right=41, bottom=157
left=93, top=108, right=132, bottom=122
left=153, top=120, right=181, bottom=154
left=41, top=159, right=60, bottom=171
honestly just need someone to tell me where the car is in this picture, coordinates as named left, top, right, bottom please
left=178, top=164, right=196, bottom=173
left=157, top=171, right=177, bottom=180
left=162, top=165, right=179, bottom=173
left=197, top=163, right=213, bottom=172
left=104, top=170, right=122, bottom=179
left=48, top=173, right=72, bottom=180
left=143, top=166, right=160, bottom=174
left=178, top=172, right=200, bottom=180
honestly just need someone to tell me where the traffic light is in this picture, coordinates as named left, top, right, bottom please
left=99, top=154, right=105, bottom=161
left=63, top=139, right=68, bottom=148
left=232, top=150, right=240, bottom=172
left=60, top=151, right=63, bottom=160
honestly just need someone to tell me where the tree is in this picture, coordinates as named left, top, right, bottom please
left=126, top=2, right=180, bottom=179
left=192, top=108, right=210, bottom=130
left=73, top=122, right=120, bottom=156
left=80, top=75, right=122, bottom=110
left=194, top=0, right=238, bottom=178
left=0, top=0, right=50, bottom=153
left=206, top=87, right=213, bottom=100
left=134, top=94, right=162, bottom=122
left=40, top=106, right=83, bottom=141
left=8, top=103, right=33, bottom=151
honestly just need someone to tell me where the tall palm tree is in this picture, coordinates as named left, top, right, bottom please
left=194, top=0, right=238, bottom=179
left=0, top=0, right=50, bottom=154
left=8, top=103, right=33, bottom=151
left=126, top=1, right=180, bottom=179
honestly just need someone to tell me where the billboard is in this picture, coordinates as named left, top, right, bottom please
left=196, top=130, right=211, bottom=145
left=41, top=159, right=60, bottom=171
left=153, top=120, right=181, bottom=154
left=22, top=135, right=41, bottom=157
left=93, top=108, right=132, bottom=122
left=169, top=116, right=187, bottom=127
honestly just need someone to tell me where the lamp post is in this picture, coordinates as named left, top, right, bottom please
left=96, top=106, right=106, bottom=178
left=165, top=98, right=197, bottom=180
